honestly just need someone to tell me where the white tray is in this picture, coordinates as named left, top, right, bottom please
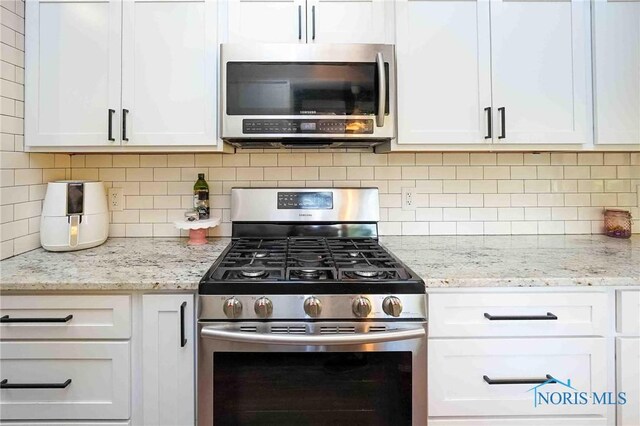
left=173, top=217, right=220, bottom=230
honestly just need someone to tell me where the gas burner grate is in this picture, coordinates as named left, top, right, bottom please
left=207, top=237, right=412, bottom=282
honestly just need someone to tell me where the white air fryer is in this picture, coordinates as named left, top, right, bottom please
left=40, top=180, right=109, bottom=252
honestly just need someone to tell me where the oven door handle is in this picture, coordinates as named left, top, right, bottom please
left=200, top=325, right=425, bottom=346
left=375, top=51, right=386, bottom=128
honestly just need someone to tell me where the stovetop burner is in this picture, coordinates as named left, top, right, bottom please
left=200, top=237, right=425, bottom=295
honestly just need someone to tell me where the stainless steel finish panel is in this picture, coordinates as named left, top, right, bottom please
left=231, top=187, right=380, bottom=223
left=198, top=294, right=427, bottom=321
left=220, top=43, right=396, bottom=142
left=197, top=320, right=428, bottom=426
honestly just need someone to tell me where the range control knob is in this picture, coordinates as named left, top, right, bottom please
left=223, top=297, right=242, bottom=319
left=382, top=296, right=403, bottom=317
left=303, top=296, right=322, bottom=317
left=352, top=296, right=372, bottom=318
left=254, top=297, right=273, bottom=319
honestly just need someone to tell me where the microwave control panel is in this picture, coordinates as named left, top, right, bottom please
left=243, top=119, right=374, bottom=134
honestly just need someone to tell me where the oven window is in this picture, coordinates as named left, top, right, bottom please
left=226, top=62, right=389, bottom=116
left=213, top=352, right=411, bottom=426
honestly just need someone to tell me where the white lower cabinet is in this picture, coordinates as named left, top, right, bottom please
left=142, top=294, right=195, bottom=426
left=617, top=338, right=640, bottom=426
left=429, top=338, right=608, bottom=419
left=0, top=341, right=130, bottom=421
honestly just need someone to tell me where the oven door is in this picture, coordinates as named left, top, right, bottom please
left=220, top=44, right=396, bottom=144
left=198, top=321, right=426, bottom=426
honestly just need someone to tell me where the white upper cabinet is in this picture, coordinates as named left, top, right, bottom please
left=593, top=0, right=640, bottom=146
left=121, top=0, right=217, bottom=146
left=25, top=0, right=122, bottom=147
left=490, top=0, right=592, bottom=145
left=226, top=0, right=388, bottom=44
left=307, top=0, right=388, bottom=44
left=396, top=0, right=492, bottom=144
left=227, top=0, right=306, bottom=43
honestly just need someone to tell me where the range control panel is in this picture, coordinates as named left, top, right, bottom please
left=243, top=119, right=374, bottom=134
left=277, top=192, right=333, bottom=210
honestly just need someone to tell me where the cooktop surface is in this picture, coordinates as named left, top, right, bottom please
left=199, top=238, right=425, bottom=295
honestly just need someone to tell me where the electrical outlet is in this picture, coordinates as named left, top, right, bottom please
left=108, top=187, right=123, bottom=211
left=401, top=188, right=417, bottom=210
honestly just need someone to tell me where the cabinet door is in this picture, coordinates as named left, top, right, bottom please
left=308, top=0, right=388, bottom=44
left=489, top=0, right=591, bottom=144
left=593, top=0, right=640, bottom=146
left=395, top=0, right=492, bottom=144
left=617, top=338, right=640, bottom=426
left=25, top=0, right=122, bottom=147
left=142, top=294, right=194, bottom=426
left=227, top=0, right=306, bottom=43
left=121, top=0, right=217, bottom=146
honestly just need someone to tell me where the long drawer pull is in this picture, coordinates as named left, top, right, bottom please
left=483, top=374, right=554, bottom=385
left=0, top=314, right=73, bottom=323
left=1, top=378, right=72, bottom=389
left=483, top=312, right=558, bottom=321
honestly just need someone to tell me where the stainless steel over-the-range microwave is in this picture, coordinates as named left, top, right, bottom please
left=220, top=43, right=396, bottom=149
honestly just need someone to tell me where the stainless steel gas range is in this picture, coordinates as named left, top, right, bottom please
left=197, top=188, right=427, bottom=426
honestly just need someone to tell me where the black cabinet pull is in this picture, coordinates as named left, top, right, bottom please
left=484, top=107, right=492, bottom=139
left=498, top=106, right=506, bottom=139
left=312, top=5, right=316, bottom=40
left=1, top=314, right=73, bottom=323
left=122, top=109, right=129, bottom=142
left=1, top=378, right=72, bottom=389
left=484, top=312, right=558, bottom=321
left=108, top=109, right=115, bottom=141
left=483, top=374, right=554, bottom=385
left=298, top=5, right=302, bottom=40
left=180, top=301, right=187, bottom=348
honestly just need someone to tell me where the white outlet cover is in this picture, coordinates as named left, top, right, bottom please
left=108, top=187, right=124, bottom=211
left=401, top=188, right=417, bottom=211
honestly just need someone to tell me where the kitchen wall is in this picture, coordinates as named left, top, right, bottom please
left=1, top=0, right=72, bottom=260
left=70, top=151, right=639, bottom=239
left=1, top=0, right=638, bottom=261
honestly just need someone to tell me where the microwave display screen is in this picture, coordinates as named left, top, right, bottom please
left=227, top=62, right=389, bottom=116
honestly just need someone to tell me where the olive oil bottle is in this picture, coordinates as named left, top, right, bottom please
left=193, top=173, right=209, bottom=219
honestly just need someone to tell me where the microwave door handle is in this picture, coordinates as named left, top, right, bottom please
left=375, top=52, right=386, bottom=127
left=200, top=325, right=425, bottom=346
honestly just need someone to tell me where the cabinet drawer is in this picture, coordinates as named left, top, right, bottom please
left=0, top=341, right=130, bottom=420
left=428, top=338, right=608, bottom=418
left=428, top=292, right=608, bottom=337
left=0, top=295, right=131, bottom=339
left=617, top=290, right=640, bottom=335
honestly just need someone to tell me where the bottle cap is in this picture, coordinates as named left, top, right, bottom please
left=198, top=173, right=205, bottom=179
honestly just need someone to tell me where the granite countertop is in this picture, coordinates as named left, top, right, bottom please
left=0, top=235, right=638, bottom=291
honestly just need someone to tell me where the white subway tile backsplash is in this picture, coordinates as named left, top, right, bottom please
left=430, top=221, right=456, bottom=235
left=484, top=166, right=510, bottom=180
left=430, top=194, right=457, bottom=207
left=564, top=193, right=591, bottom=207
left=456, top=194, right=484, bottom=207
left=578, top=153, right=604, bottom=166
left=443, top=180, right=469, bottom=193
left=456, top=166, right=483, bottom=180
left=416, top=208, right=443, bottom=221
left=388, top=153, right=415, bottom=165
left=497, top=153, right=524, bottom=165
left=2, top=142, right=638, bottom=260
